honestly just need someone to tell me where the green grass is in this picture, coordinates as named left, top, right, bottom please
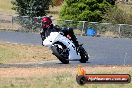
left=0, top=72, right=132, bottom=88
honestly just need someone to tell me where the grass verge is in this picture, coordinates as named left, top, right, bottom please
left=0, top=66, right=132, bottom=88
left=0, top=42, right=56, bottom=64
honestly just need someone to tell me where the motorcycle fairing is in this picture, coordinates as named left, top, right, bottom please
left=43, top=32, right=81, bottom=60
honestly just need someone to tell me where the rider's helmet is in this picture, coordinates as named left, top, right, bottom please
left=41, top=16, right=52, bottom=29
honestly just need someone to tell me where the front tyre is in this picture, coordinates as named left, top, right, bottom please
left=51, top=42, right=69, bottom=64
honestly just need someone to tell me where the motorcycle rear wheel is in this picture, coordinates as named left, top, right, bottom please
left=79, top=46, right=89, bottom=63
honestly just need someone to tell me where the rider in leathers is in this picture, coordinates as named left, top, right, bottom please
left=40, top=16, right=79, bottom=48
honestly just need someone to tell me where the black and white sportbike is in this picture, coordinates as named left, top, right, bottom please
left=42, top=31, right=89, bottom=64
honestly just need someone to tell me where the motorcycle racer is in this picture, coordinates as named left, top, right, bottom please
left=40, top=16, right=79, bottom=48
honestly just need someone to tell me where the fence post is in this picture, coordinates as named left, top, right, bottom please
left=118, top=24, right=126, bottom=38
left=118, top=24, right=121, bottom=38
left=12, top=16, right=14, bottom=30
left=82, top=21, right=85, bottom=36
left=79, top=21, right=88, bottom=36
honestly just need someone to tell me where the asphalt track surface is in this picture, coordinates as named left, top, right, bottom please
left=0, top=31, right=132, bottom=67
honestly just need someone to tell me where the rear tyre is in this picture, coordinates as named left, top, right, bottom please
left=79, top=46, right=89, bottom=63
left=51, top=42, right=69, bottom=64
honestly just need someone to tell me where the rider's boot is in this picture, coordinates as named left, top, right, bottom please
left=73, top=39, right=82, bottom=52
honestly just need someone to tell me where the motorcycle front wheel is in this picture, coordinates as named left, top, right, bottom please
left=51, top=42, right=69, bottom=64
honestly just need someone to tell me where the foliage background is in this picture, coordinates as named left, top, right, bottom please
left=11, top=0, right=52, bottom=17
left=60, top=0, right=115, bottom=22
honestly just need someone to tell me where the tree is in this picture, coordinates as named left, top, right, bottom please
left=11, top=0, right=52, bottom=17
left=60, top=0, right=115, bottom=22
